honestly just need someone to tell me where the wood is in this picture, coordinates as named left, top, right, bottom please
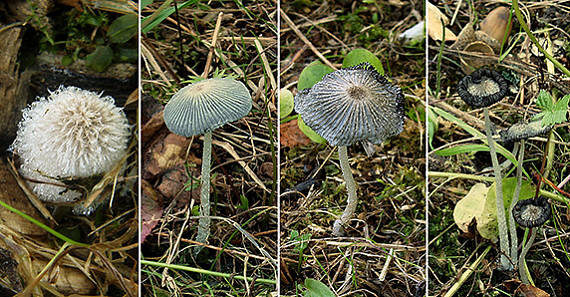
left=0, top=26, right=28, bottom=152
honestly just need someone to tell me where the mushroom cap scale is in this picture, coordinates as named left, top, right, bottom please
left=512, top=197, right=551, bottom=228
left=294, top=63, right=404, bottom=146
left=164, top=78, right=252, bottom=137
left=457, top=68, right=508, bottom=108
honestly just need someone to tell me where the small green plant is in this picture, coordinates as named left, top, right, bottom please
left=533, top=90, right=570, bottom=126
left=38, top=8, right=137, bottom=72
left=300, top=278, right=335, bottom=297
left=290, top=230, right=311, bottom=271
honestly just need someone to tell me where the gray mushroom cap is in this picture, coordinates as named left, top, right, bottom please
left=163, top=78, right=252, bottom=137
left=499, top=119, right=553, bottom=143
left=457, top=68, right=508, bottom=108
left=294, top=63, right=404, bottom=146
left=512, top=197, right=551, bottom=228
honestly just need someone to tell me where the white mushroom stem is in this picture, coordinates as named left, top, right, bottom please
left=194, top=131, right=212, bottom=250
left=518, top=228, right=537, bottom=285
left=484, top=108, right=511, bottom=270
left=509, top=140, right=525, bottom=265
left=332, top=145, right=358, bottom=236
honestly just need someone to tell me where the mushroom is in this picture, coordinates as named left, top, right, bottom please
left=294, top=62, right=404, bottom=236
left=499, top=119, right=553, bottom=144
left=512, top=197, right=550, bottom=228
left=512, top=197, right=551, bottom=284
left=163, top=78, right=252, bottom=250
left=10, top=86, right=130, bottom=209
left=457, top=68, right=513, bottom=270
left=499, top=118, right=552, bottom=261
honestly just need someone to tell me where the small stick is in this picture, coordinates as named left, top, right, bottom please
left=279, top=8, right=337, bottom=70
left=379, top=248, right=394, bottom=281
left=203, top=12, right=223, bottom=78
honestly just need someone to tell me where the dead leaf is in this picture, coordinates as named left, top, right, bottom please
left=141, top=180, right=163, bottom=244
left=144, top=133, right=191, bottom=178
left=280, top=119, right=311, bottom=148
left=516, top=284, right=550, bottom=297
left=427, top=2, right=457, bottom=41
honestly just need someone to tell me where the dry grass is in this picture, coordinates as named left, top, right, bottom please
left=428, top=1, right=570, bottom=295
left=279, top=1, right=425, bottom=296
left=140, top=1, right=277, bottom=296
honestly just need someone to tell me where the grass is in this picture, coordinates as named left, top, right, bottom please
left=140, top=0, right=277, bottom=295
left=279, top=0, right=425, bottom=295
left=428, top=0, right=570, bottom=295
left=0, top=2, right=139, bottom=295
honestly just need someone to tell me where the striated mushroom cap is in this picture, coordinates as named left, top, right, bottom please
left=512, top=197, right=551, bottom=228
left=10, top=86, right=131, bottom=202
left=294, top=63, right=404, bottom=146
left=164, top=78, right=252, bottom=137
left=457, top=68, right=508, bottom=108
left=499, top=119, right=553, bottom=143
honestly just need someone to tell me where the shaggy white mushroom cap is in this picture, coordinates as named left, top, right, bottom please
left=10, top=86, right=130, bottom=202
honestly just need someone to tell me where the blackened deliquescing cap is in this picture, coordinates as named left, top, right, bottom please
left=512, top=197, right=551, bottom=228
left=163, top=78, right=252, bottom=137
left=457, top=68, right=508, bottom=108
left=294, top=63, right=404, bottom=146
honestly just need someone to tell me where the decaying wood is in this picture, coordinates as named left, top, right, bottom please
left=0, top=159, right=48, bottom=237
left=0, top=26, right=29, bottom=152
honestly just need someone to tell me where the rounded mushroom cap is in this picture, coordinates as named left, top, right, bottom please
left=499, top=119, right=553, bottom=143
left=457, top=68, right=508, bottom=108
left=164, top=78, right=252, bottom=137
left=512, top=197, right=551, bottom=228
left=294, top=62, right=404, bottom=146
left=10, top=86, right=131, bottom=202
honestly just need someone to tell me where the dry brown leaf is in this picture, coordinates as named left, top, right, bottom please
left=517, top=284, right=550, bottom=297
left=427, top=2, right=457, bottom=41
left=280, top=119, right=311, bottom=148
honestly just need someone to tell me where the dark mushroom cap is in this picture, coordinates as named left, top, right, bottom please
left=457, top=68, right=508, bottom=108
left=294, top=62, right=404, bottom=146
left=163, top=78, right=252, bottom=137
left=512, top=197, right=551, bottom=228
left=499, top=119, right=553, bottom=143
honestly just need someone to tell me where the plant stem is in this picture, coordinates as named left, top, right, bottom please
left=194, top=131, right=212, bottom=254
left=509, top=140, right=525, bottom=265
left=443, top=245, right=492, bottom=297
left=511, top=0, right=570, bottom=77
left=332, top=146, right=358, bottom=236
left=484, top=108, right=511, bottom=270
left=141, top=260, right=276, bottom=284
left=519, top=228, right=536, bottom=285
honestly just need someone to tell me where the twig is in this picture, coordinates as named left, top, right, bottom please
left=279, top=8, right=337, bottom=70
left=203, top=12, right=224, bottom=78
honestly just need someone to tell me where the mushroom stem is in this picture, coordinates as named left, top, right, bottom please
left=518, top=228, right=536, bottom=285
left=509, top=140, right=525, bottom=266
left=484, top=108, right=511, bottom=270
left=194, top=131, right=212, bottom=252
left=332, top=145, right=358, bottom=236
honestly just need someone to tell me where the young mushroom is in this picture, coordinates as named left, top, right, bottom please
left=512, top=196, right=551, bottom=284
left=10, top=86, right=130, bottom=210
left=457, top=68, right=512, bottom=270
left=163, top=78, right=252, bottom=251
left=294, top=63, right=404, bottom=236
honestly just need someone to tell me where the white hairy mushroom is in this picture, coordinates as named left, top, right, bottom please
left=10, top=86, right=130, bottom=203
